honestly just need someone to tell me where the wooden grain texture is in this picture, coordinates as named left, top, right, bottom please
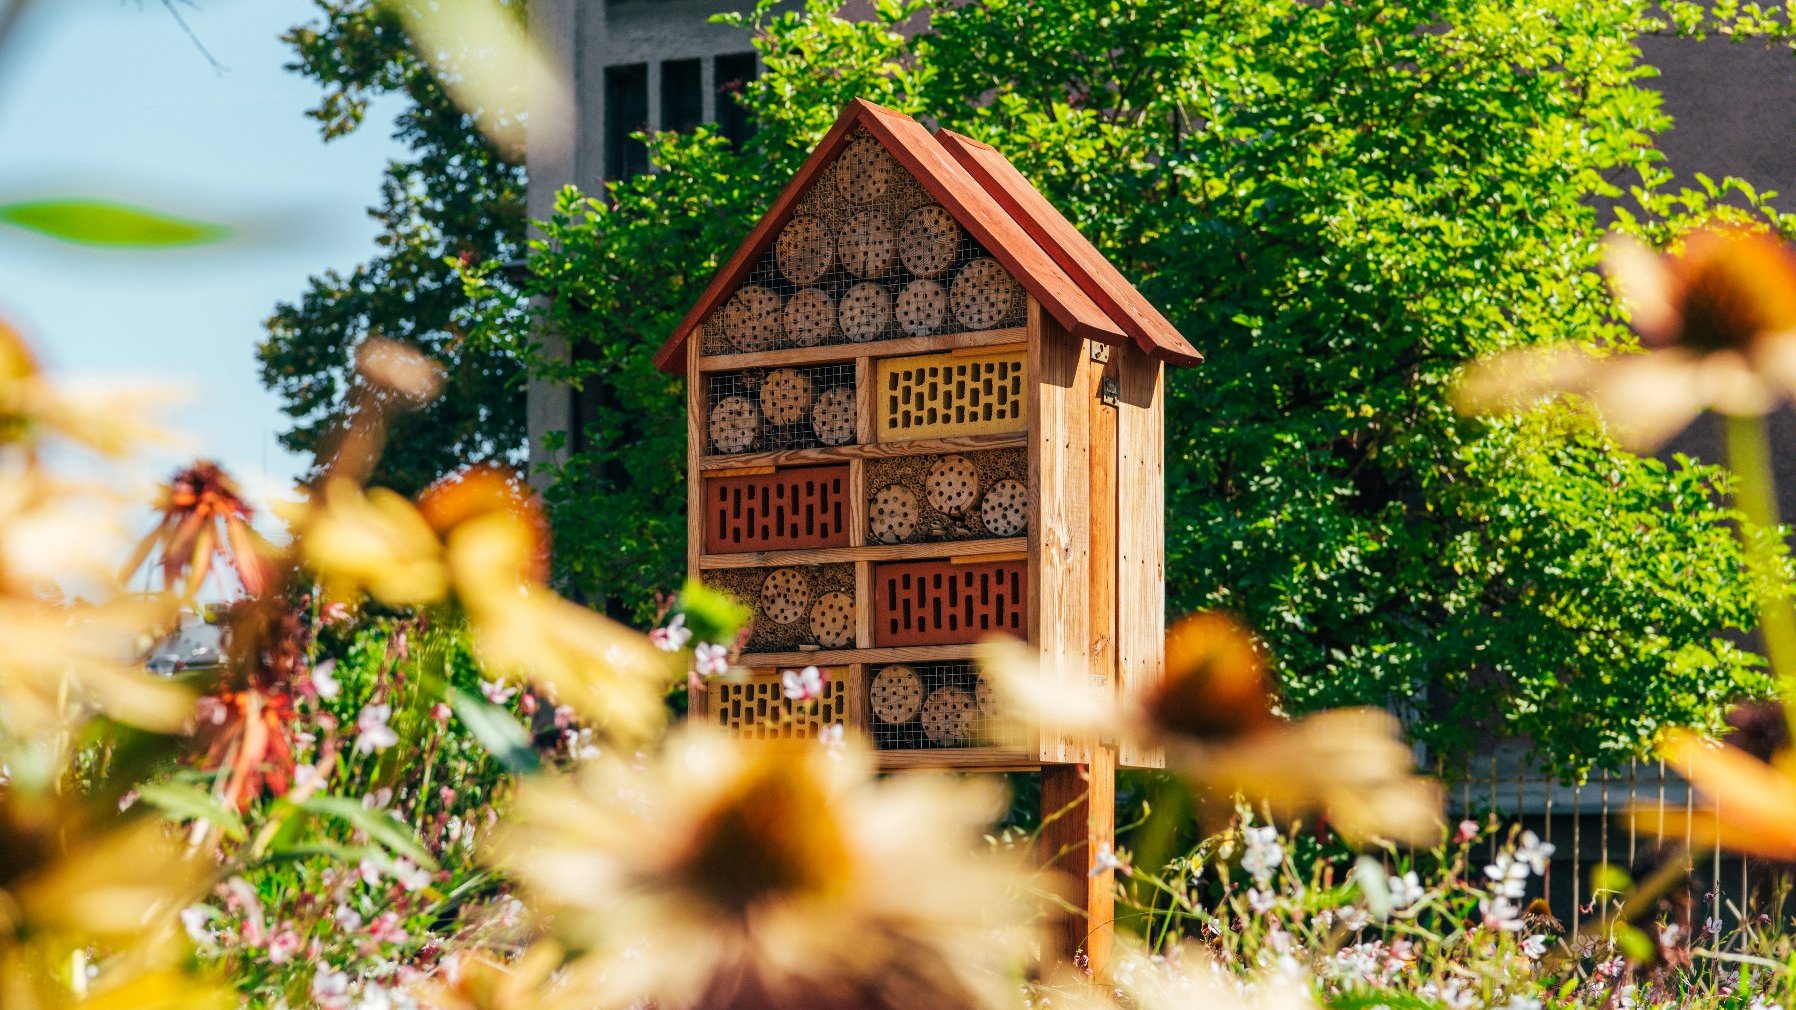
left=655, top=99, right=1127, bottom=373
left=699, top=326, right=1026, bottom=372
left=936, top=129, right=1202, bottom=368
left=686, top=339, right=708, bottom=719
left=854, top=560, right=874, bottom=651
left=1116, top=343, right=1167, bottom=770
left=847, top=662, right=869, bottom=737
left=736, top=643, right=976, bottom=669
left=876, top=748, right=1038, bottom=772
left=699, top=536, right=1026, bottom=570
left=1040, top=751, right=1117, bottom=979
left=1089, top=346, right=1119, bottom=709
left=1027, top=297, right=1092, bottom=766
left=696, top=431, right=1026, bottom=472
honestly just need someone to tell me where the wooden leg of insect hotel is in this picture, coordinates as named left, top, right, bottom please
left=1040, top=747, right=1117, bottom=981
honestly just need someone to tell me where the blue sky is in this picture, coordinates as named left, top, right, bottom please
left=0, top=0, right=404, bottom=505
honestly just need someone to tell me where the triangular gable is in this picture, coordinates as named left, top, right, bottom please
left=656, top=99, right=1194, bottom=373
left=936, top=130, right=1202, bottom=367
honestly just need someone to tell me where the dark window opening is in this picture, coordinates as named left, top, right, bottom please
left=661, top=58, right=703, bottom=134
left=714, top=51, right=759, bottom=147
left=605, top=62, right=649, bottom=180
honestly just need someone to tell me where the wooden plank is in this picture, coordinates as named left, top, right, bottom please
left=698, top=327, right=1025, bottom=372
left=705, top=463, right=777, bottom=479
left=949, top=340, right=1026, bottom=357
left=846, top=662, right=869, bottom=737
left=1027, top=297, right=1092, bottom=766
left=1115, top=344, right=1166, bottom=770
left=1040, top=751, right=1117, bottom=979
left=697, top=432, right=1026, bottom=471
left=854, top=559, right=874, bottom=650
left=855, top=356, right=876, bottom=446
left=848, top=459, right=867, bottom=550
left=686, top=338, right=707, bottom=719
left=700, top=537, right=1027, bottom=571
left=876, top=748, right=1039, bottom=772
left=936, top=129, right=1202, bottom=367
left=736, top=643, right=976, bottom=669
left=1090, top=346, right=1119, bottom=710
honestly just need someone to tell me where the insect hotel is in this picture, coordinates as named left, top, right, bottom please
left=655, top=99, right=1200, bottom=773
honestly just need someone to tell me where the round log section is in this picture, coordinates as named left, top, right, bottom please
left=949, top=257, right=1019, bottom=331
left=895, top=278, right=947, bottom=337
left=921, top=685, right=976, bottom=746
left=839, top=281, right=892, bottom=342
left=759, top=368, right=815, bottom=426
left=899, top=204, right=960, bottom=278
left=975, top=673, right=998, bottom=718
left=809, top=590, right=855, bottom=648
left=758, top=568, right=811, bottom=626
left=722, top=285, right=784, bottom=351
left=926, top=455, right=981, bottom=515
left=870, top=664, right=924, bottom=724
left=835, top=137, right=897, bottom=205
left=838, top=209, right=896, bottom=278
left=775, top=214, right=834, bottom=285
left=707, top=395, right=759, bottom=454
left=810, top=386, right=856, bottom=446
left=868, top=484, right=920, bottom=544
left=783, top=287, right=835, bottom=347
left=980, top=478, right=1028, bottom=537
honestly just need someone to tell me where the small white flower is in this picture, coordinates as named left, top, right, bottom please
left=1749, top=997, right=1783, bottom=1010
left=1482, top=896, right=1524, bottom=932
left=819, top=722, right=845, bottom=759
left=293, top=763, right=324, bottom=791
left=354, top=704, right=399, bottom=753
left=1503, top=997, right=1543, bottom=1010
left=391, top=857, right=432, bottom=892
left=1521, top=933, right=1548, bottom=959
left=334, top=904, right=363, bottom=931
left=311, top=659, right=340, bottom=699
left=1247, top=887, right=1277, bottom=914
left=313, top=965, right=350, bottom=999
left=1618, top=984, right=1639, bottom=1010
left=693, top=641, right=729, bottom=677
left=480, top=678, right=517, bottom=704
left=1516, top=830, right=1556, bottom=875
left=1388, top=870, right=1424, bottom=910
left=1340, top=905, right=1370, bottom=931
left=1484, top=853, right=1529, bottom=899
left=358, top=857, right=384, bottom=886
left=267, top=929, right=301, bottom=964
left=782, top=665, right=826, bottom=701
left=650, top=613, right=691, bottom=652
left=1704, top=915, right=1724, bottom=936
left=180, top=905, right=215, bottom=946
left=1090, top=842, right=1131, bottom=878
left=1241, top=824, right=1284, bottom=885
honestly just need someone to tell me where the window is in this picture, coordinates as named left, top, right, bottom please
left=604, top=63, right=649, bottom=180
left=714, top=51, right=759, bottom=147
left=661, top=58, right=703, bottom=134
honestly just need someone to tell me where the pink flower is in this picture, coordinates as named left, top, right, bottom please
left=693, top=641, right=729, bottom=677
left=367, top=910, right=408, bottom=945
left=819, top=722, right=845, bottom=759
left=650, top=613, right=692, bottom=652
left=310, top=659, right=341, bottom=699
left=392, top=858, right=432, bottom=892
left=354, top=704, right=398, bottom=753
left=430, top=702, right=453, bottom=722
left=782, top=665, right=826, bottom=702
left=319, top=600, right=352, bottom=626
left=480, top=678, right=517, bottom=704
left=1455, top=819, right=1480, bottom=844
left=267, top=928, right=301, bottom=964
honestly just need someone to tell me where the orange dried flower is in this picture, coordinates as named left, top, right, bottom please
left=125, top=461, right=272, bottom=601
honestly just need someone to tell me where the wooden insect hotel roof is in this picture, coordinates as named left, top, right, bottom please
left=653, top=98, right=1201, bottom=372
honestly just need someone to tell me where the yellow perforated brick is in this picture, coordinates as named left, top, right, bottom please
left=875, top=349, right=1028, bottom=442
left=708, top=669, right=849, bottom=740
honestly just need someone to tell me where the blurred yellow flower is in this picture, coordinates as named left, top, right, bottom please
left=491, top=727, right=1036, bottom=1010
left=0, top=596, right=189, bottom=737
left=1457, top=226, right=1796, bottom=450
left=291, top=477, right=450, bottom=607
left=1630, top=728, right=1796, bottom=860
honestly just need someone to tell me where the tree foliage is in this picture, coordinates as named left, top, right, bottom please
left=261, top=0, right=526, bottom=496
left=474, top=0, right=1795, bottom=775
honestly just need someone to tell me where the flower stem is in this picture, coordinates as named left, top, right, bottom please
left=1722, top=413, right=1796, bottom=703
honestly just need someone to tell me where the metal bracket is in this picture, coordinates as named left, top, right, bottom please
left=1090, top=342, right=1111, bottom=363
left=1099, top=376, right=1121, bottom=407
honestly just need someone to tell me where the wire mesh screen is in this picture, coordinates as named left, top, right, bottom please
left=865, top=449, right=1028, bottom=545
left=708, top=668, right=849, bottom=740
left=702, top=563, right=857, bottom=652
left=699, top=127, right=1028, bottom=356
left=705, top=363, right=857, bottom=456
left=869, top=661, right=1012, bottom=751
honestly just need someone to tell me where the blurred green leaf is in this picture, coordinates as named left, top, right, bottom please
left=135, top=781, right=248, bottom=841
left=299, top=793, right=436, bottom=867
left=0, top=198, right=228, bottom=247
left=448, top=686, right=540, bottom=773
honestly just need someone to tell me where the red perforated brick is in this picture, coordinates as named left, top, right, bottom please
left=873, top=559, right=1026, bottom=646
left=705, top=466, right=851, bottom=554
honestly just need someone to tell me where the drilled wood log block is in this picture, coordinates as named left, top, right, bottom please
left=783, top=287, right=835, bottom=347
left=708, top=395, right=760, bottom=454
left=759, top=368, right=815, bottom=426
left=949, top=257, right=1019, bottom=331
left=895, top=278, right=947, bottom=337
left=899, top=204, right=960, bottom=279
left=722, top=285, right=784, bottom=351
left=871, top=663, right=924, bottom=724
left=776, top=214, right=835, bottom=285
left=840, top=281, right=892, bottom=342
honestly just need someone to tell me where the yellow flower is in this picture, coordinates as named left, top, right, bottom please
left=490, top=727, right=1036, bottom=1010
left=0, top=318, right=176, bottom=457
left=290, top=477, right=450, bottom=607
left=1457, top=225, right=1796, bottom=449
left=0, top=596, right=190, bottom=736
left=414, top=944, right=568, bottom=1010
left=1630, top=728, right=1796, bottom=860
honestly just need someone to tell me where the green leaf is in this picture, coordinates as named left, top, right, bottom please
left=0, top=199, right=228, bottom=248
left=135, top=781, right=248, bottom=841
left=448, top=687, right=540, bottom=773
left=299, top=794, right=436, bottom=868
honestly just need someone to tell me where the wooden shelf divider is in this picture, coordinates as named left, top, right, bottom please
left=698, top=325, right=1024, bottom=372
left=735, top=642, right=977, bottom=670
left=700, top=536, right=1025, bottom=571
left=698, top=431, right=1025, bottom=472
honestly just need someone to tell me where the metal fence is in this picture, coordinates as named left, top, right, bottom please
left=1447, top=741, right=1762, bottom=937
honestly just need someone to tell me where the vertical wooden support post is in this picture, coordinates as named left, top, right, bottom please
left=1040, top=752, right=1117, bottom=978
left=1116, top=344, right=1166, bottom=770
left=685, top=340, right=708, bottom=718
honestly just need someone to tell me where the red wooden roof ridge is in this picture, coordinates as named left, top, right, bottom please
left=935, top=129, right=1202, bottom=366
left=653, top=98, right=1198, bottom=372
